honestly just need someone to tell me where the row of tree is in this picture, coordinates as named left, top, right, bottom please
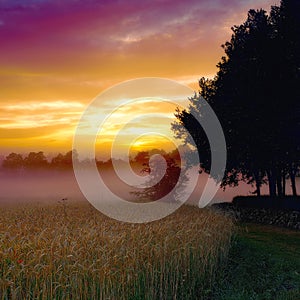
left=1, top=148, right=183, bottom=202
left=173, top=0, right=299, bottom=196
left=1, top=151, right=76, bottom=171
left=1, top=148, right=180, bottom=172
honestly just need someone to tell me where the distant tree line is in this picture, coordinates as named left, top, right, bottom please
left=1, top=150, right=77, bottom=171
left=1, top=148, right=184, bottom=202
left=1, top=148, right=180, bottom=172
left=173, top=0, right=299, bottom=197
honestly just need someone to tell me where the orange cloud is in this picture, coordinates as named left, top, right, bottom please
left=0, top=0, right=280, bottom=155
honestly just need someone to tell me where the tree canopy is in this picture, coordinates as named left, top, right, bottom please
left=132, top=152, right=186, bottom=202
left=1, top=150, right=78, bottom=171
left=173, top=0, right=299, bottom=196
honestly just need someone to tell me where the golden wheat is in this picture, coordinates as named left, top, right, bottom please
left=0, top=201, right=234, bottom=299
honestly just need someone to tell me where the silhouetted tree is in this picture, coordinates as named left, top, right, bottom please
left=271, top=0, right=300, bottom=196
left=50, top=150, right=78, bottom=170
left=173, top=0, right=299, bottom=197
left=133, top=151, right=150, bottom=165
left=149, top=148, right=167, bottom=157
left=51, top=153, right=64, bottom=168
left=24, top=151, right=48, bottom=169
left=132, top=152, right=187, bottom=202
left=2, top=153, right=24, bottom=170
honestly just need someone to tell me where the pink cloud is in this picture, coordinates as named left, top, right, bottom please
left=0, top=0, right=280, bottom=75
left=0, top=1, right=279, bottom=48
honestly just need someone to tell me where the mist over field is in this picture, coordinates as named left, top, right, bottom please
left=1, top=167, right=297, bottom=206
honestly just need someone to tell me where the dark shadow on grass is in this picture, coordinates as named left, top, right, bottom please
left=211, top=223, right=300, bottom=300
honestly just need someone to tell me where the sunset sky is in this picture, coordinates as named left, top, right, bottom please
left=0, top=0, right=279, bottom=158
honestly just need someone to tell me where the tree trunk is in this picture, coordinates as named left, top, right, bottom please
left=267, top=169, right=276, bottom=197
left=290, top=169, right=297, bottom=196
left=254, top=170, right=261, bottom=197
left=282, top=173, right=286, bottom=196
left=256, top=182, right=261, bottom=197
left=276, top=173, right=283, bottom=197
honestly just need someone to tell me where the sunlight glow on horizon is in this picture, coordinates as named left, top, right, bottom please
left=0, top=0, right=279, bottom=156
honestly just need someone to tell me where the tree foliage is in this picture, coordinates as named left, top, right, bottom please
left=132, top=151, right=187, bottom=202
left=173, top=0, right=299, bottom=196
left=24, top=151, right=48, bottom=169
left=1, top=150, right=79, bottom=171
left=51, top=150, right=78, bottom=170
left=2, top=153, right=24, bottom=170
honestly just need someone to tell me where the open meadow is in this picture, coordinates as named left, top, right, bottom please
left=0, top=202, right=234, bottom=299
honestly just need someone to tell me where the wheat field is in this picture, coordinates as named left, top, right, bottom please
left=0, top=201, right=234, bottom=299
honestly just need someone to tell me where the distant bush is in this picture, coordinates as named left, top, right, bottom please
left=232, top=196, right=300, bottom=211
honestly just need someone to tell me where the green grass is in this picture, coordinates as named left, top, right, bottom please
left=212, top=223, right=300, bottom=300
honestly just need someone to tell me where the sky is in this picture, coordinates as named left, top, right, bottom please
left=0, top=0, right=280, bottom=158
